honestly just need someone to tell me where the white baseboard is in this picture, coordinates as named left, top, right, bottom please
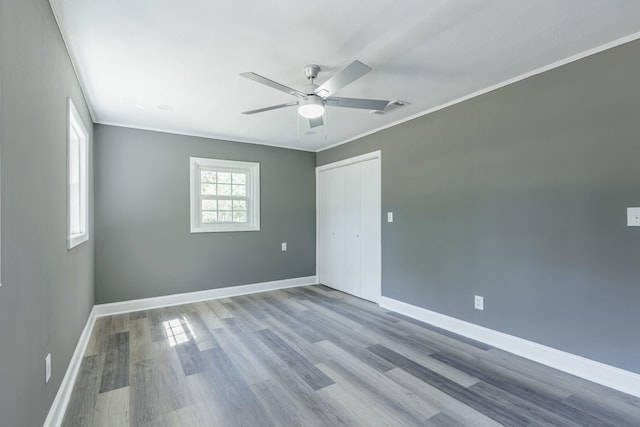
left=43, top=306, right=97, bottom=427
left=380, top=296, right=640, bottom=398
left=93, top=276, right=318, bottom=317
left=44, top=276, right=317, bottom=426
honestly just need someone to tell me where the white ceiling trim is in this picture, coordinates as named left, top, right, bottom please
left=94, top=120, right=317, bottom=152
left=320, top=31, right=640, bottom=153
left=48, top=0, right=97, bottom=123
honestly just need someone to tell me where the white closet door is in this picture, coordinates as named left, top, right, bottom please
left=317, top=169, right=333, bottom=287
left=328, top=166, right=347, bottom=292
left=359, top=158, right=381, bottom=302
left=317, top=151, right=381, bottom=303
left=344, top=162, right=362, bottom=297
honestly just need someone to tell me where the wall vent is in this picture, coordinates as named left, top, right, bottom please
left=370, top=100, right=409, bottom=115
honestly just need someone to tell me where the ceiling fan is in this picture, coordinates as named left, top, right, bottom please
left=240, top=60, right=390, bottom=128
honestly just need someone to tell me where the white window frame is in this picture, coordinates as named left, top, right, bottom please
left=190, top=157, right=260, bottom=233
left=67, top=98, right=89, bottom=249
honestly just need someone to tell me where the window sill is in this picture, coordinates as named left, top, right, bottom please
left=190, top=224, right=260, bottom=233
left=68, top=233, right=89, bottom=249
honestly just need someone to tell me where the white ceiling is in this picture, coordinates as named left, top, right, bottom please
left=51, top=1, right=640, bottom=152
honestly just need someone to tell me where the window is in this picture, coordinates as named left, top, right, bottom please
left=190, top=157, right=260, bottom=233
left=67, top=99, right=89, bottom=249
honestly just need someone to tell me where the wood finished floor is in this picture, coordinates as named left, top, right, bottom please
left=62, top=285, right=640, bottom=426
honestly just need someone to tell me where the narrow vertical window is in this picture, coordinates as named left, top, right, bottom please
left=190, top=157, right=260, bottom=232
left=67, top=99, right=89, bottom=249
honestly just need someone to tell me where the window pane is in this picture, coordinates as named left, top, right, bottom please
left=190, top=157, right=260, bottom=232
left=67, top=99, right=89, bottom=247
left=218, top=211, right=232, bottom=222
left=201, top=183, right=216, bottom=195
left=69, top=133, right=80, bottom=184
left=201, top=170, right=216, bottom=183
left=232, top=173, right=246, bottom=184
left=232, top=200, right=246, bottom=211
left=69, top=133, right=81, bottom=234
left=70, top=183, right=81, bottom=234
left=217, top=184, right=231, bottom=195
left=202, top=211, right=217, bottom=223
left=202, top=199, right=217, bottom=211
left=232, top=184, right=246, bottom=196
left=218, top=172, right=231, bottom=183
left=218, top=199, right=232, bottom=210
left=233, top=211, right=247, bottom=222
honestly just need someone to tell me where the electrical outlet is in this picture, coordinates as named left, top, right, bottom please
left=474, top=295, right=484, bottom=311
left=45, top=353, right=51, bottom=383
left=387, top=212, right=394, bottom=223
left=281, top=242, right=287, bottom=251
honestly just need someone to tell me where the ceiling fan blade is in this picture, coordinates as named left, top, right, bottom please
left=240, top=72, right=306, bottom=98
left=326, top=97, right=389, bottom=111
left=241, top=102, right=298, bottom=115
left=309, top=116, right=324, bottom=128
left=314, top=60, right=371, bottom=98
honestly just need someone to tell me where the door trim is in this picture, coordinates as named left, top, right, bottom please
left=316, top=150, right=382, bottom=303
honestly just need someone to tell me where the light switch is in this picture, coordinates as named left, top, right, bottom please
left=387, top=212, right=394, bottom=223
left=627, top=208, right=640, bottom=226
left=281, top=242, right=287, bottom=251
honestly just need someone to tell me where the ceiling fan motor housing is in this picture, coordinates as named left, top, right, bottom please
left=303, top=83, right=319, bottom=95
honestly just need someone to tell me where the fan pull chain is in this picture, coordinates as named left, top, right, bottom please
left=324, top=108, right=328, bottom=145
left=297, top=111, right=301, bottom=146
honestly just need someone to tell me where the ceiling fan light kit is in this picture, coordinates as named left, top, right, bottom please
left=240, top=60, right=392, bottom=129
left=298, top=96, right=325, bottom=119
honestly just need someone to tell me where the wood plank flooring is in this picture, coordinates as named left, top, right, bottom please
left=62, top=285, right=640, bottom=426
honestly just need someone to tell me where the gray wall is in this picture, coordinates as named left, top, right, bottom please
left=318, top=40, right=640, bottom=374
left=0, top=0, right=95, bottom=425
left=94, top=125, right=316, bottom=304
